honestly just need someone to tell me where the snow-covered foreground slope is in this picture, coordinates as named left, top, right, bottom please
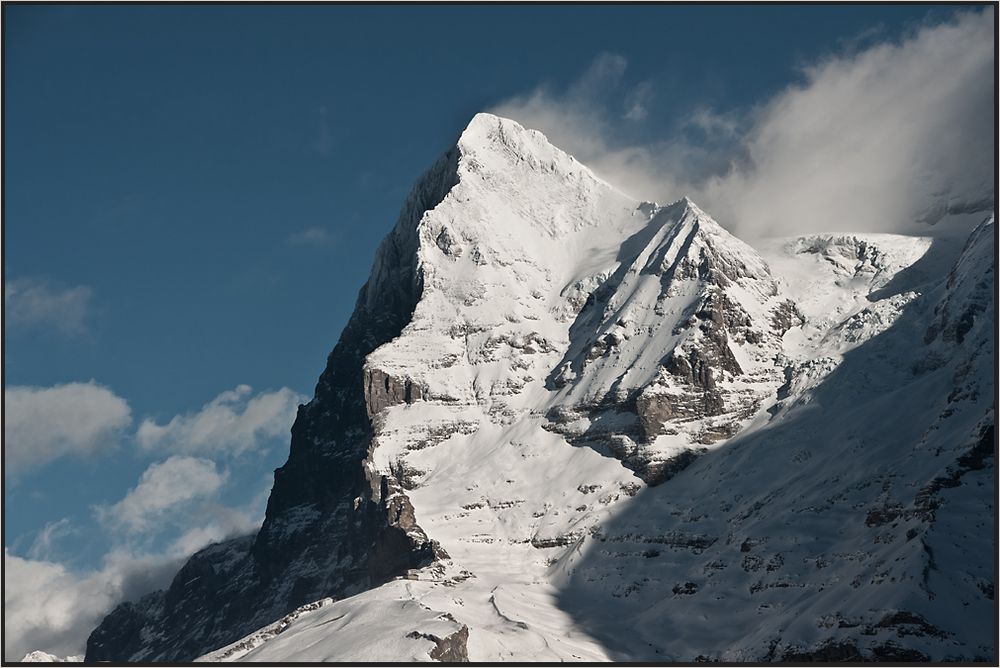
left=93, top=114, right=996, bottom=662
left=197, top=583, right=468, bottom=663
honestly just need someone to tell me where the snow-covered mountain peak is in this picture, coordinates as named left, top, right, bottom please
left=457, top=112, right=539, bottom=152
left=86, top=114, right=995, bottom=664
left=454, top=113, right=627, bottom=207
left=457, top=112, right=577, bottom=169
left=647, top=196, right=775, bottom=287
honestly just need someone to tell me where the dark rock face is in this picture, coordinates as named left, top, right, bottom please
left=429, top=625, right=470, bottom=662
left=637, top=345, right=730, bottom=433
left=781, top=638, right=934, bottom=662
left=409, top=622, right=470, bottom=662
left=86, top=149, right=461, bottom=663
left=770, top=299, right=805, bottom=335
left=780, top=640, right=867, bottom=662
left=364, top=368, right=425, bottom=420
left=639, top=448, right=706, bottom=486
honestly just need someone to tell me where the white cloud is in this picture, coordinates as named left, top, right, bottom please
left=4, top=551, right=116, bottom=661
left=95, top=456, right=227, bottom=534
left=3, top=545, right=201, bottom=661
left=703, top=10, right=994, bottom=238
left=623, top=81, right=653, bottom=122
left=167, top=504, right=260, bottom=557
left=4, top=278, right=93, bottom=336
left=685, top=107, right=740, bottom=138
left=286, top=226, right=334, bottom=246
left=490, top=10, right=995, bottom=238
left=4, top=382, right=132, bottom=475
left=27, top=519, right=77, bottom=562
left=4, top=482, right=268, bottom=661
left=490, top=53, right=715, bottom=203
left=5, top=382, right=289, bottom=657
left=162, top=477, right=271, bottom=556
left=3, top=461, right=272, bottom=660
left=491, top=58, right=617, bottom=173
left=136, top=385, right=303, bottom=456
left=490, top=52, right=634, bottom=166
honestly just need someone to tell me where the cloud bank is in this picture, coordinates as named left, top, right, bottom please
left=5, top=382, right=297, bottom=658
left=136, top=385, right=304, bottom=456
left=7, top=462, right=267, bottom=660
left=4, top=382, right=132, bottom=475
left=492, top=9, right=995, bottom=239
left=4, top=549, right=188, bottom=661
left=5, top=499, right=264, bottom=661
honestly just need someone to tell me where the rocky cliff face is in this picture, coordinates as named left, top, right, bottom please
left=87, top=114, right=995, bottom=663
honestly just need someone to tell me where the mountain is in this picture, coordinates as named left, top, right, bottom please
left=86, top=114, right=996, bottom=662
left=20, top=651, right=82, bottom=663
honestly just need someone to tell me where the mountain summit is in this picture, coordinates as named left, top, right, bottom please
left=86, top=115, right=996, bottom=662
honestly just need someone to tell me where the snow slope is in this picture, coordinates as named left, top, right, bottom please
left=197, top=584, right=468, bottom=663
left=556, top=218, right=996, bottom=661
left=186, top=115, right=994, bottom=662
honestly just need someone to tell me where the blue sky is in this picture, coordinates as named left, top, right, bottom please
left=3, top=4, right=994, bottom=659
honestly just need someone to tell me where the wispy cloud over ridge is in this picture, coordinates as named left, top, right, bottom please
left=27, top=519, right=77, bottom=563
left=492, top=10, right=995, bottom=238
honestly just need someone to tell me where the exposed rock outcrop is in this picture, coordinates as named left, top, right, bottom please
left=410, top=622, right=470, bottom=662
left=364, top=368, right=425, bottom=421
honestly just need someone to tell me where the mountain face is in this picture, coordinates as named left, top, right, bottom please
left=87, top=114, right=996, bottom=662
